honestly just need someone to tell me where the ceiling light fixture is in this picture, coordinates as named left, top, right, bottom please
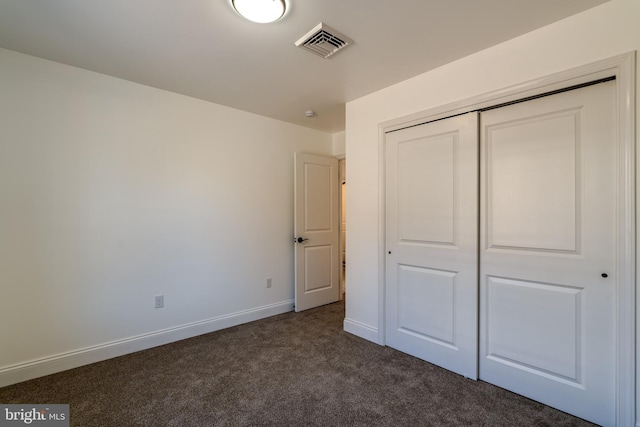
left=232, top=0, right=286, bottom=24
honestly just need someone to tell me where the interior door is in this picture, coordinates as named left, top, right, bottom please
left=294, top=153, right=340, bottom=312
left=385, top=112, right=479, bottom=379
left=479, top=81, right=616, bottom=426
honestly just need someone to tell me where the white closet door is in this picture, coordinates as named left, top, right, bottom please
left=294, top=153, right=340, bottom=312
left=385, top=112, right=478, bottom=379
left=479, top=81, right=616, bottom=426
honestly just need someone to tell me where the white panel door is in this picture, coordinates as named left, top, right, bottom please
left=385, top=112, right=478, bottom=379
left=294, top=153, right=340, bottom=312
left=479, top=81, right=616, bottom=426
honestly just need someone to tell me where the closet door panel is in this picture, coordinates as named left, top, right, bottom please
left=479, top=81, right=616, bottom=427
left=486, top=111, right=578, bottom=252
left=385, top=112, right=478, bottom=379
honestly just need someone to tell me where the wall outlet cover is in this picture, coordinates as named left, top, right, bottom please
left=155, top=295, right=164, bottom=308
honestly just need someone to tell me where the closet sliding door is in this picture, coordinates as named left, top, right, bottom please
left=479, top=81, right=616, bottom=426
left=384, top=80, right=618, bottom=426
left=385, top=112, right=479, bottom=379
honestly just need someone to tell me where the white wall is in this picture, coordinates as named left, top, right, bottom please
left=344, top=0, right=638, bottom=420
left=332, top=131, right=346, bottom=158
left=0, top=48, right=332, bottom=385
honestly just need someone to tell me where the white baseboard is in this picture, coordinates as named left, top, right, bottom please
left=0, top=300, right=294, bottom=388
left=343, top=317, right=380, bottom=344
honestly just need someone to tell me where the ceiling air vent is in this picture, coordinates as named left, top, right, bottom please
left=295, top=23, right=353, bottom=59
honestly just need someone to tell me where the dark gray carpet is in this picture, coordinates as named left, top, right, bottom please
left=0, top=301, right=595, bottom=426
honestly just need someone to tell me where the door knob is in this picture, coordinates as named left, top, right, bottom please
left=295, top=237, right=309, bottom=243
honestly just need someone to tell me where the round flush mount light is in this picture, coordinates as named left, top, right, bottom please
left=232, top=0, right=286, bottom=24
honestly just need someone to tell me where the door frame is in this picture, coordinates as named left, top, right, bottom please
left=378, top=52, right=636, bottom=426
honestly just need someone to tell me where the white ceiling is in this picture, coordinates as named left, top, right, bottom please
left=0, top=0, right=607, bottom=133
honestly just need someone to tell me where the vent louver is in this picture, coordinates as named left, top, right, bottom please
left=295, top=23, right=353, bottom=59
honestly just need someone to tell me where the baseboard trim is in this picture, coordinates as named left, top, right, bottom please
left=343, top=318, right=380, bottom=344
left=0, top=300, right=294, bottom=388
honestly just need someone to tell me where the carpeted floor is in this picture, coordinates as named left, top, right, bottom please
left=0, top=301, right=595, bottom=426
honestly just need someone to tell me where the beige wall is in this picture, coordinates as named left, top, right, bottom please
left=345, top=0, right=638, bottom=422
left=0, top=48, right=332, bottom=385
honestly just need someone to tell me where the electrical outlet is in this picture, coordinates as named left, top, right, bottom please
left=155, top=295, right=164, bottom=308
left=266, top=278, right=272, bottom=288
